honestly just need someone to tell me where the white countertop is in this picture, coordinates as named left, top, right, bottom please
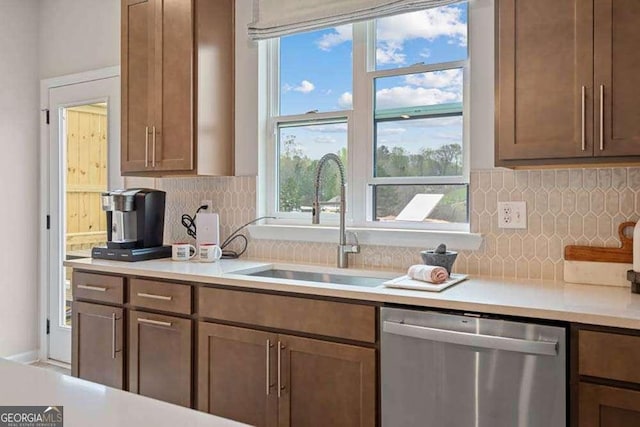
left=64, top=257, right=640, bottom=330
left=0, top=359, right=246, bottom=427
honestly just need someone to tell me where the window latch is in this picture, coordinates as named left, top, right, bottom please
left=305, top=109, right=319, bottom=114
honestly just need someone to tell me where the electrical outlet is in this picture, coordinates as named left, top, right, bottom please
left=201, top=200, right=212, bottom=212
left=498, top=201, right=527, bottom=229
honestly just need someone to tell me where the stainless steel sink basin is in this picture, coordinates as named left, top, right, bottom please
left=236, top=268, right=386, bottom=288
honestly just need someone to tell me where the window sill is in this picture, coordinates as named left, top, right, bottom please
left=248, top=224, right=483, bottom=251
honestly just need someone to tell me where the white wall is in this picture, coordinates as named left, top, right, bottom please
left=0, top=0, right=40, bottom=358
left=39, top=0, right=120, bottom=79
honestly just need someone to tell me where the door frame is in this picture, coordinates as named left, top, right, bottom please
left=39, top=66, right=121, bottom=363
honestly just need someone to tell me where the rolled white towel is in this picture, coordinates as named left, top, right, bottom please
left=408, top=265, right=449, bottom=284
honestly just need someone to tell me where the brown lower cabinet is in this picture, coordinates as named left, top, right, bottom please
left=129, top=310, right=192, bottom=407
left=577, top=328, right=640, bottom=426
left=579, top=382, right=640, bottom=427
left=197, top=322, right=376, bottom=427
left=72, top=301, right=124, bottom=389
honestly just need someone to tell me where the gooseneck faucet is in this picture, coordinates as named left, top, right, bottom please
left=312, top=153, right=360, bottom=268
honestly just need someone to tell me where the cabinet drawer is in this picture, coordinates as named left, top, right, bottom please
left=73, top=271, right=124, bottom=305
left=129, top=279, right=192, bottom=315
left=198, top=287, right=376, bottom=343
left=579, top=330, right=640, bottom=383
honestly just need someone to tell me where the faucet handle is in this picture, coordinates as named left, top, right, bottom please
left=346, top=231, right=360, bottom=253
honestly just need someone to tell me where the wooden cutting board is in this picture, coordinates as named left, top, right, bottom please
left=564, top=222, right=635, bottom=264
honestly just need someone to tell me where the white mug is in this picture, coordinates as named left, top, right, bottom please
left=172, top=243, right=196, bottom=261
left=198, top=243, right=223, bottom=262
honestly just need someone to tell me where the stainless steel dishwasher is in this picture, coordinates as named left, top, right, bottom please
left=381, top=307, right=566, bottom=427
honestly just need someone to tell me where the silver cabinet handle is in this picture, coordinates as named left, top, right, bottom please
left=266, top=339, right=272, bottom=396
left=111, top=313, right=117, bottom=359
left=599, top=85, right=604, bottom=151
left=581, top=86, right=586, bottom=151
left=145, top=126, right=149, bottom=168
left=137, top=292, right=172, bottom=301
left=138, top=318, right=172, bottom=327
left=383, top=321, right=558, bottom=356
left=77, top=284, right=107, bottom=292
left=277, top=341, right=285, bottom=397
left=152, top=126, right=156, bottom=167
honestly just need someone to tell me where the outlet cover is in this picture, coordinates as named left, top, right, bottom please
left=497, top=201, right=527, bottom=229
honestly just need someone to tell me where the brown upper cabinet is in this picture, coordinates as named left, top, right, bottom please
left=496, top=0, right=640, bottom=167
left=121, top=0, right=234, bottom=176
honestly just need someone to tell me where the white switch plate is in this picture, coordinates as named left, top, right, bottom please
left=498, top=201, right=527, bottom=229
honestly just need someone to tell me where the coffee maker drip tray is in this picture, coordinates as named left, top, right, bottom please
left=92, top=246, right=172, bottom=262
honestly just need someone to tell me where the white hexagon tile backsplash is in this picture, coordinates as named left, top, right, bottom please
left=156, top=167, right=640, bottom=281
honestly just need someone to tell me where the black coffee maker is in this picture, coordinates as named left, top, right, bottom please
left=92, top=189, right=171, bottom=261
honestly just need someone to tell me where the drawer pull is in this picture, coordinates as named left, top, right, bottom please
left=137, top=292, right=172, bottom=301
left=266, top=339, right=271, bottom=396
left=599, top=84, right=605, bottom=151
left=111, top=313, right=118, bottom=359
left=138, top=318, right=172, bottom=327
left=77, top=284, right=108, bottom=292
left=277, top=341, right=285, bottom=397
left=581, top=85, right=586, bottom=151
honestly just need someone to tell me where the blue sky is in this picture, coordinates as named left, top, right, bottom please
left=278, top=3, right=468, bottom=166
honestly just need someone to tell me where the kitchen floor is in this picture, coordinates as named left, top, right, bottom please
left=30, top=360, right=71, bottom=376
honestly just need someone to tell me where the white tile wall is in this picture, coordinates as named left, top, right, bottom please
left=158, top=167, right=640, bottom=280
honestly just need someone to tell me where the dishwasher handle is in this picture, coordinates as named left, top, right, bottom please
left=383, top=321, right=558, bottom=356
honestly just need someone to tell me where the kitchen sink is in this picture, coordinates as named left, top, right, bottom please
left=233, top=268, right=387, bottom=288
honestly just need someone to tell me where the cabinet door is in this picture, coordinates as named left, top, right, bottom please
left=496, top=0, right=593, bottom=163
left=121, top=0, right=155, bottom=173
left=278, top=334, right=376, bottom=427
left=594, top=0, right=640, bottom=157
left=197, top=323, right=278, bottom=427
left=129, top=310, right=192, bottom=407
left=579, top=382, right=640, bottom=427
left=153, top=0, right=194, bottom=172
left=71, top=302, right=124, bottom=389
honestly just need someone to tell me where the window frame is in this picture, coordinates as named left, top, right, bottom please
left=264, top=6, right=471, bottom=231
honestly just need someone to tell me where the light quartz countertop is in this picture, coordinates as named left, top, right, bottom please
left=64, top=257, right=640, bottom=330
left=0, top=359, right=246, bottom=427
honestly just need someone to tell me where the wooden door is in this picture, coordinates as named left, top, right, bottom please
left=153, top=0, right=194, bottom=172
left=496, top=0, right=594, bottom=163
left=278, top=334, right=376, bottom=427
left=129, top=310, right=192, bottom=407
left=579, top=382, right=640, bottom=426
left=121, top=0, right=155, bottom=173
left=71, top=302, right=124, bottom=389
left=594, top=0, right=640, bottom=157
left=197, top=322, right=278, bottom=427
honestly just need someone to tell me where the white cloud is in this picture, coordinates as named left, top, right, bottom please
left=283, top=80, right=316, bottom=94
left=314, top=135, right=337, bottom=144
left=377, top=7, right=467, bottom=47
left=376, top=42, right=406, bottom=65
left=419, top=49, right=431, bottom=59
left=377, top=127, right=407, bottom=136
left=374, top=6, right=467, bottom=66
left=316, top=25, right=352, bottom=51
left=337, top=92, right=353, bottom=109
left=376, top=86, right=460, bottom=110
left=306, top=123, right=348, bottom=133
left=295, top=80, right=315, bottom=93
left=404, top=69, right=462, bottom=89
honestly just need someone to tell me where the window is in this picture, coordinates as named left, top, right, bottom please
left=266, top=3, right=469, bottom=230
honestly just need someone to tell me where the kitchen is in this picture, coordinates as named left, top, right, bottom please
left=0, top=0, right=640, bottom=425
